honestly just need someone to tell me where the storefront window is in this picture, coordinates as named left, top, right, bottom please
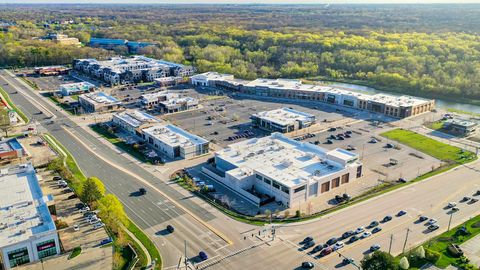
left=8, top=247, right=30, bottom=267
left=37, top=239, right=57, bottom=259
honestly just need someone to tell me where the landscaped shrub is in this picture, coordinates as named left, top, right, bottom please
left=425, top=249, right=441, bottom=263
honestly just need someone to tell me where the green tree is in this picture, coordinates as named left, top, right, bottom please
left=399, top=256, right=409, bottom=270
left=97, top=194, right=127, bottom=232
left=361, top=251, right=398, bottom=270
left=81, top=177, right=105, bottom=204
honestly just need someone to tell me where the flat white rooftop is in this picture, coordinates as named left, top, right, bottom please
left=80, top=91, right=120, bottom=105
left=142, top=123, right=208, bottom=148
left=217, top=133, right=360, bottom=188
left=60, top=82, right=94, bottom=92
left=0, top=164, right=56, bottom=247
left=160, top=96, right=198, bottom=107
left=139, top=91, right=173, bottom=104
left=114, top=110, right=159, bottom=128
left=252, top=107, right=315, bottom=126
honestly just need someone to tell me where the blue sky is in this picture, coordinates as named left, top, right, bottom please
left=2, top=0, right=480, bottom=3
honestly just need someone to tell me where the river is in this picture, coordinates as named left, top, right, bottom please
left=330, top=82, right=480, bottom=114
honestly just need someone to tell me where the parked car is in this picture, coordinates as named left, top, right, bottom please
left=73, top=224, right=80, bottom=231
left=355, top=227, right=365, bottom=234
left=139, top=188, right=147, bottom=195
left=53, top=176, right=62, bottom=181
left=301, top=261, right=314, bottom=269
left=67, top=194, right=78, bottom=200
left=372, top=227, right=382, bottom=234
left=89, top=218, right=101, bottom=225
left=93, top=222, right=105, bottom=229
left=397, top=210, right=407, bottom=216
left=418, top=216, right=428, bottom=222
left=302, top=236, right=313, bottom=243
left=312, top=245, right=325, bottom=253
left=368, top=221, right=379, bottom=228
left=100, top=238, right=113, bottom=246
left=328, top=127, right=337, bottom=132
left=470, top=198, right=478, bottom=204
left=342, top=258, right=354, bottom=265
left=447, top=202, right=457, bottom=208
left=361, top=231, right=372, bottom=239
left=320, top=246, right=333, bottom=256
left=326, top=237, right=337, bottom=246
left=304, top=241, right=315, bottom=249
left=80, top=206, right=90, bottom=212
left=398, top=177, right=407, bottom=183
left=333, top=241, right=344, bottom=250
left=342, top=230, right=355, bottom=239
left=349, top=235, right=359, bottom=243
left=451, top=207, right=460, bottom=212
left=382, top=215, right=393, bottom=223
left=428, top=224, right=440, bottom=231
left=386, top=143, right=395, bottom=148
left=166, top=225, right=175, bottom=233
left=370, top=244, right=381, bottom=252
left=462, top=196, right=471, bottom=202
left=199, top=251, right=208, bottom=261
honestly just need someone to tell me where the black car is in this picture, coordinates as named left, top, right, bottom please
left=368, top=221, right=379, bottom=228
left=166, top=225, right=174, bottom=233
left=418, top=216, right=428, bottom=222
left=342, top=231, right=355, bottom=239
left=349, top=235, right=359, bottom=243
left=372, top=227, right=382, bottom=234
left=76, top=203, right=86, bottom=210
left=328, top=128, right=337, bottom=132
left=139, top=188, right=147, bottom=195
left=67, top=194, right=78, bottom=200
left=312, top=245, right=324, bottom=253
left=301, top=262, right=314, bottom=269
left=304, top=241, right=315, bottom=249
left=428, top=224, right=440, bottom=231
left=302, top=236, right=313, bottom=243
left=342, top=258, right=354, bottom=265
left=397, top=210, right=407, bottom=216
left=345, top=131, right=352, bottom=134
left=326, top=237, right=338, bottom=246
left=382, top=215, right=393, bottom=222
left=53, top=176, right=62, bottom=181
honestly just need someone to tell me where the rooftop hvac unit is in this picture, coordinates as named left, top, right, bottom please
left=313, top=170, right=322, bottom=176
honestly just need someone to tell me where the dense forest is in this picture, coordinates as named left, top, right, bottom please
left=1, top=4, right=480, bottom=100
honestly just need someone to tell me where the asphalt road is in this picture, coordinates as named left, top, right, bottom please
left=3, top=69, right=480, bottom=270
left=0, top=70, right=254, bottom=268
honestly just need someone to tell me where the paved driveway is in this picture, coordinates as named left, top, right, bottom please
left=461, top=234, right=480, bottom=268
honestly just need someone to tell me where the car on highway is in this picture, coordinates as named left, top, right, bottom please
left=397, top=210, right=407, bottom=216
left=418, top=216, right=428, bottom=222
left=139, top=188, right=147, bottom=195
left=355, top=227, right=365, bottom=234
left=166, top=225, right=175, bottom=233
left=372, top=227, right=382, bottom=234
left=333, top=241, right=344, bottom=250
left=342, top=230, right=355, bottom=239
left=428, top=224, right=440, bottom=231
left=398, top=177, right=407, bottom=183
left=370, top=244, right=381, bottom=252
left=447, top=202, right=457, bottom=208
left=326, top=237, right=338, bottom=246
left=328, top=127, right=337, bottom=132
left=361, top=231, right=372, bottom=238
left=368, top=221, right=379, bottom=228
left=199, top=251, right=208, bottom=261
left=349, top=235, right=359, bottom=243
left=382, top=215, right=393, bottom=223
left=301, top=261, right=314, bottom=269
left=386, top=143, right=395, bottom=148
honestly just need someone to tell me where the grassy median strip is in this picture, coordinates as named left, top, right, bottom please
left=68, top=246, right=82, bottom=260
left=0, top=86, right=29, bottom=123
left=43, top=133, right=162, bottom=270
left=381, top=129, right=476, bottom=164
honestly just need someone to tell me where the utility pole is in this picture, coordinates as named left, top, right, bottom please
left=388, top=234, right=394, bottom=255
left=448, top=211, right=454, bottom=231
left=184, top=240, right=188, bottom=270
left=402, top=228, right=410, bottom=254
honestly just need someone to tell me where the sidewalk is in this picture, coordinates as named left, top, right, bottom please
left=122, top=224, right=152, bottom=266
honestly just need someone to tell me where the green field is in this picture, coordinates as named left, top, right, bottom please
left=381, top=129, right=476, bottom=164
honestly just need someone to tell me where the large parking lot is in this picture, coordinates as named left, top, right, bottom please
left=163, top=87, right=367, bottom=147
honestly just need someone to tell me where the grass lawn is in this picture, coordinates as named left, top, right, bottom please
left=381, top=129, right=476, bottom=164
left=68, top=246, right=82, bottom=260
left=428, top=120, right=445, bottom=131
left=401, top=214, right=480, bottom=269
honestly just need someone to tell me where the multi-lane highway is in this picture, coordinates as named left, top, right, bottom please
left=2, top=69, right=480, bottom=270
left=0, top=70, right=257, bottom=269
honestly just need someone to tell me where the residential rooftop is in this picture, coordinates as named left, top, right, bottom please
left=0, top=163, right=56, bottom=247
left=216, top=133, right=360, bottom=188
left=0, top=138, right=24, bottom=155
left=142, top=123, right=208, bottom=148
left=77, top=55, right=187, bottom=74
left=445, top=118, right=478, bottom=128
left=252, top=107, right=315, bottom=126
